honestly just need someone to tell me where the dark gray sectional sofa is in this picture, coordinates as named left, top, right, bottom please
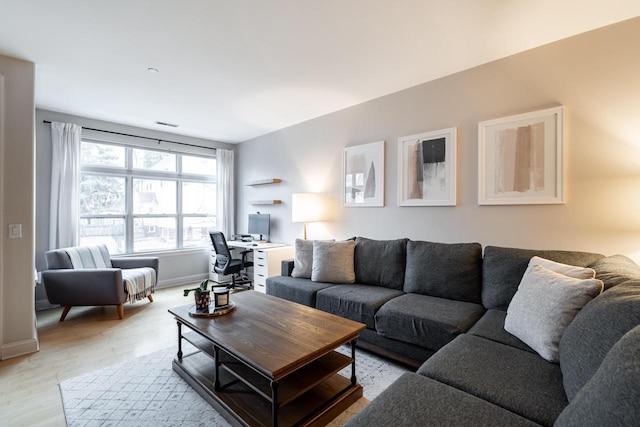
left=265, top=237, right=640, bottom=426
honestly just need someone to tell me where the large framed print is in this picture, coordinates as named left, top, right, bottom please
left=398, top=127, right=457, bottom=206
left=343, top=140, right=385, bottom=207
left=478, top=106, right=564, bottom=205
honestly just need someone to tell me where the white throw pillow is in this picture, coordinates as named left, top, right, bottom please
left=505, top=264, right=603, bottom=363
left=291, top=238, right=335, bottom=279
left=528, top=256, right=596, bottom=279
left=311, top=240, right=355, bottom=284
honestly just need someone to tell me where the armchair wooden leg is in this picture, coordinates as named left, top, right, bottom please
left=147, top=295, right=154, bottom=303
left=59, top=306, right=72, bottom=322
left=116, top=304, right=124, bottom=319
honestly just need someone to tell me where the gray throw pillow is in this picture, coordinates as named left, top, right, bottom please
left=504, top=264, right=603, bottom=363
left=291, top=238, right=334, bottom=279
left=311, top=240, right=355, bottom=284
left=291, top=238, right=313, bottom=278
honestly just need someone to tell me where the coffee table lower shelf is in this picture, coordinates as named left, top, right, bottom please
left=173, top=351, right=363, bottom=427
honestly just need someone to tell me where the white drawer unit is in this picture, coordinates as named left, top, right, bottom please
left=252, top=246, right=294, bottom=293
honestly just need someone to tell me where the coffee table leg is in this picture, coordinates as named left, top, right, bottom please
left=271, top=380, right=279, bottom=426
left=350, top=339, right=357, bottom=386
left=176, top=322, right=183, bottom=360
left=214, top=345, right=220, bottom=390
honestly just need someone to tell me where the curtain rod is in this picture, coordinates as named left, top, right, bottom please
left=42, top=120, right=215, bottom=151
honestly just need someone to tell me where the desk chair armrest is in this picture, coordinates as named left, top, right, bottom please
left=42, top=268, right=126, bottom=305
left=281, top=259, right=295, bottom=276
left=111, top=257, right=159, bottom=274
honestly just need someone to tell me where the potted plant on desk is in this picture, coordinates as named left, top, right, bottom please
left=184, top=279, right=210, bottom=311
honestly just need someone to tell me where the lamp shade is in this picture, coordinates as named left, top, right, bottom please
left=292, top=193, right=328, bottom=223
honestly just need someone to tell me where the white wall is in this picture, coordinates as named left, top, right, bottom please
left=35, top=110, right=236, bottom=309
left=0, top=54, right=37, bottom=359
left=236, top=18, right=640, bottom=259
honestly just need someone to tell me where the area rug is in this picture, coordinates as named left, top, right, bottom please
left=59, top=343, right=410, bottom=426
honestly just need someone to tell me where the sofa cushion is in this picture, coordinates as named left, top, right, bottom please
left=345, top=373, right=541, bottom=427
left=404, top=241, right=483, bottom=304
left=559, top=279, right=640, bottom=401
left=504, top=264, right=603, bottom=362
left=315, top=284, right=404, bottom=329
left=467, top=309, right=534, bottom=353
left=265, top=276, right=334, bottom=307
left=418, top=334, right=567, bottom=426
left=589, top=254, right=640, bottom=290
left=555, top=326, right=640, bottom=427
left=375, top=293, right=484, bottom=351
left=354, top=237, right=408, bottom=290
left=482, top=246, right=604, bottom=310
left=311, top=240, right=355, bottom=283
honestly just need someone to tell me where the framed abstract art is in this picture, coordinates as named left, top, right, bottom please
left=343, top=140, right=385, bottom=207
left=478, top=106, right=564, bottom=205
left=398, top=127, right=457, bottom=206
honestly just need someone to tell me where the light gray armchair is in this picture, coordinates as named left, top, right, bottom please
left=42, top=244, right=159, bottom=321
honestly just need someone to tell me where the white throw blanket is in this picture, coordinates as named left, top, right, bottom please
left=122, top=268, right=156, bottom=303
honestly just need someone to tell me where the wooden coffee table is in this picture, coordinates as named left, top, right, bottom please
left=169, top=291, right=366, bottom=426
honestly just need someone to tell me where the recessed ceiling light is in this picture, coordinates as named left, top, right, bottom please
left=147, top=67, right=159, bottom=73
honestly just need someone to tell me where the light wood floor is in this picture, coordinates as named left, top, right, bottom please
left=0, top=285, right=193, bottom=427
left=0, top=286, right=368, bottom=427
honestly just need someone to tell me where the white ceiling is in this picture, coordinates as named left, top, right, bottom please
left=1, top=1, right=639, bottom=143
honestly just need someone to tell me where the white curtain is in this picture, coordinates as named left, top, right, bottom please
left=49, top=122, right=82, bottom=249
left=216, top=148, right=235, bottom=238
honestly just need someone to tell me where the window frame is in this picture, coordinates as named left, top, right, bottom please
left=79, top=138, right=216, bottom=253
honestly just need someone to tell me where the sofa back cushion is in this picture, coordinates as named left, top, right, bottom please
left=555, top=325, right=640, bottom=426
left=354, top=237, right=408, bottom=290
left=404, top=241, right=482, bottom=304
left=559, top=279, right=640, bottom=401
left=588, top=254, right=640, bottom=290
left=481, top=246, right=603, bottom=310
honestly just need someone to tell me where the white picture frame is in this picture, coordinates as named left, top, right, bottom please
left=478, top=106, right=564, bottom=205
left=398, top=127, right=457, bottom=206
left=343, top=141, right=385, bottom=207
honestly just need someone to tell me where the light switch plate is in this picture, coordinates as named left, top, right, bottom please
left=9, top=224, right=22, bottom=239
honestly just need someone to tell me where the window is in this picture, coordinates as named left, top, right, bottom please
left=79, top=140, right=216, bottom=253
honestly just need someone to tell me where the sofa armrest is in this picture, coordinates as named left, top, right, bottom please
left=111, top=257, right=159, bottom=274
left=281, top=259, right=294, bottom=276
left=42, top=269, right=126, bottom=305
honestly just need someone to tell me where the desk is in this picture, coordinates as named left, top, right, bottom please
left=210, top=242, right=294, bottom=293
left=227, top=241, right=287, bottom=250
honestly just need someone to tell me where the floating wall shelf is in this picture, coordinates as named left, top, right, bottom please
left=246, top=179, right=282, bottom=186
left=250, top=200, right=282, bottom=205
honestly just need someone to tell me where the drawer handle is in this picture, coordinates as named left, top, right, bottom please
left=258, top=274, right=265, bottom=278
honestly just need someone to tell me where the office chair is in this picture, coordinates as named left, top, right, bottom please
left=209, top=231, right=253, bottom=290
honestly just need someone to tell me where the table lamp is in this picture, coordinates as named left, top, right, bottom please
left=291, top=193, right=329, bottom=239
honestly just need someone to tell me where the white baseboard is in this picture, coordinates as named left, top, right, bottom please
left=36, top=298, right=57, bottom=311
left=1, top=337, right=39, bottom=360
left=157, top=273, right=208, bottom=289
